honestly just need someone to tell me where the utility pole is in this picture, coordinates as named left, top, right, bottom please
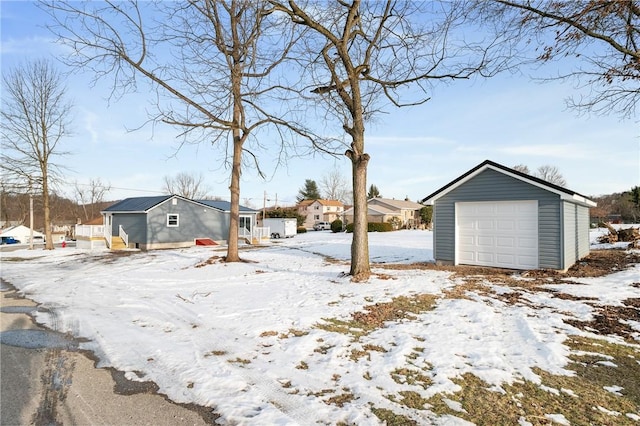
left=29, top=179, right=34, bottom=250
left=262, top=191, right=266, bottom=226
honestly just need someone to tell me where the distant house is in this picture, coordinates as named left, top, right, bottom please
left=421, top=160, right=596, bottom=271
left=342, top=197, right=424, bottom=229
left=0, top=225, right=45, bottom=244
left=101, top=195, right=259, bottom=250
left=297, top=199, right=344, bottom=229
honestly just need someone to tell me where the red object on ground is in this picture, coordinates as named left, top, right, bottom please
left=195, top=238, right=217, bottom=246
left=62, top=241, right=67, bottom=248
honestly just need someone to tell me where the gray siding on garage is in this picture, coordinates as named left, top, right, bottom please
left=433, top=168, right=562, bottom=269
left=145, top=198, right=229, bottom=246
left=577, top=204, right=590, bottom=259
left=562, top=202, right=591, bottom=270
left=563, top=202, right=577, bottom=270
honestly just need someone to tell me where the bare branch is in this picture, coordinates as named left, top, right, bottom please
left=492, top=0, right=640, bottom=118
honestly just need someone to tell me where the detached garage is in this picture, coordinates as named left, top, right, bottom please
left=421, top=160, right=596, bottom=271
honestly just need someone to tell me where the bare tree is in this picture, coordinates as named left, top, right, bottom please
left=162, top=172, right=209, bottom=199
left=0, top=59, right=73, bottom=250
left=512, top=164, right=531, bottom=174
left=73, top=178, right=112, bottom=221
left=44, top=0, right=319, bottom=262
left=320, top=166, right=351, bottom=204
left=493, top=0, right=640, bottom=118
left=513, top=164, right=567, bottom=187
left=271, top=0, right=515, bottom=280
left=513, top=163, right=567, bottom=187
left=535, top=165, right=567, bottom=187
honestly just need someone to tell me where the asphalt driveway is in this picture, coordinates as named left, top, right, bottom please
left=0, top=279, right=216, bottom=425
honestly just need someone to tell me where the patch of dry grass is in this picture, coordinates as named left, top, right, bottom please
left=370, top=407, right=417, bottom=426
left=423, top=335, right=640, bottom=425
left=317, top=294, right=438, bottom=339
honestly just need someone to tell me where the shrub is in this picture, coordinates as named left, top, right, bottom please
left=345, top=222, right=393, bottom=233
left=331, top=219, right=343, bottom=233
left=297, top=227, right=307, bottom=234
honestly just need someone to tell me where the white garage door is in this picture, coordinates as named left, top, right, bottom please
left=456, top=200, right=538, bottom=270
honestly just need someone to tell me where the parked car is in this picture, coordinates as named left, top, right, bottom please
left=313, top=221, right=331, bottom=231
left=1, top=236, right=20, bottom=245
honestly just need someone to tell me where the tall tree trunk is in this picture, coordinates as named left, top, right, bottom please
left=347, top=130, right=370, bottom=280
left=226, top=129, right=242, bottom=262
left=42, top=171, right=54, bottom=250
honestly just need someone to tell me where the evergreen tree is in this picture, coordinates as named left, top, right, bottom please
left=297, top=179, right=320, bottom=202
left=367, top=184, right=381, bottom=199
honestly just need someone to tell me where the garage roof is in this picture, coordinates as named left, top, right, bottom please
left=421, top=160, right=596, bottom=207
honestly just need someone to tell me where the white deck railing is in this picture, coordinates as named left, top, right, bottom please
left=238, top=226, right=270, bottom=243
left=75, top=224, right=105, bottom=238
left=119, top=225, right=129, bottom=247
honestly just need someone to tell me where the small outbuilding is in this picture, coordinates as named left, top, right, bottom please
left=421, top=160, right=596, bottom=271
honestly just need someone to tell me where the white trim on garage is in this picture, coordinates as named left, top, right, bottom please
left=455, top=200, right=539, bottom=270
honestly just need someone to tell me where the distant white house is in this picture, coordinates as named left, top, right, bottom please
left=0, top=225, right=45, bottom=244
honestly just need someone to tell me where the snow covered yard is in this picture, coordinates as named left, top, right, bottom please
left=1, top=229, right=639, bottom=425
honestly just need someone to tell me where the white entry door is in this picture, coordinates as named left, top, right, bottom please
left=456, top=201, right=538, bottom=270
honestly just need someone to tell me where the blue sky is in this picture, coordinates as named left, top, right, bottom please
left=2, top=1, right=638, bottom=209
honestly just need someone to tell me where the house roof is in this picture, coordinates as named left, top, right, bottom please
left=421, top=160, right=596, bottom=207
left=102, top=195, right=175, bottom=213
left=102, top=195, right=258, bottom=214
left=316, top=199, right=344, bottom=207
left=196, top=200, right=257, bottom=213
left=297, top=199, right=344, bottom=207
left=83, top=217, right=104, bottom=225
left=369, top=197, right=423, bottom=210
left=343, top=204, right=398, bottom=216
left=0, top=225, right=45, bottom=237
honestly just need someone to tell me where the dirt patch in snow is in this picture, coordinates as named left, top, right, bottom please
left=566, top=301, right=640, bottom=341
left=378, top=249, right=640, bottom=281
left=379, top=249, right=640, bottom=342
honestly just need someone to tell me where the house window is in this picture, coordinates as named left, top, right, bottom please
left=167, top=214, right=179, bottom=227
left=314, top=215, right=320, bottom=220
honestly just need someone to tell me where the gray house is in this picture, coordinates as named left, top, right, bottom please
left=421, top=160, right=596, bottom=271
left=102, top=195, right=258, bottom=250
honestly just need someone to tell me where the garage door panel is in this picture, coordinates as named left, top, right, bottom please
left=518, top=237, right=537, bottom=249
left=496, top=204, right=517, bottom=214
left=496, top=253, right=515, bottom=266
left=496, top=237, right=515, bottom=248
left=477, top=220, right=495, bottom=230
left=518, top=221, right=537, bottom=231
left=457, top=201, right=538, bottom=270
left=458, top=250, right=476, bottom=262
left=497, top=220, right=515, bottom=231
left=477, top=252, right=495, bottom=263
left=476, top=204, right=496, bottom=215
left=517, top=255, right=537, bottom=269
left=477, top=236, right=495, bottom=247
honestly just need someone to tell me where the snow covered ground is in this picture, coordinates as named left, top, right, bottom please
left=1, top=228, right=639, bottom=425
